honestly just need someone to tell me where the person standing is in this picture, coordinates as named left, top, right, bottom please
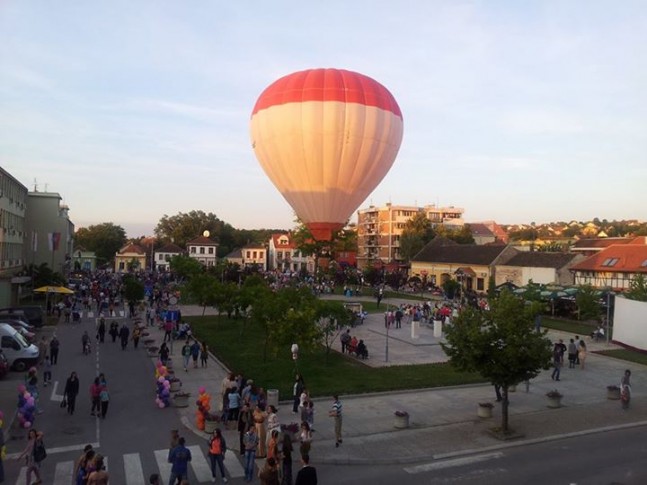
left=109, top=322, right=118, bottom=343
left=90, top=378, right=101, bottom=416
left=16, top=428, right=45, bottom=485
left=243, top=424, right=259, bottom=482
left=86, top=454, right=108, bottom=484
left=119, top=324, right=130, bottom=350
left=64, top=372, right=80, bottom=415
left=190, top=340, right=201, bottom=369
left=42, top=356, right=52, bottom=387
left=208, top=428, right=229, bottom=483
left=281, top=432, right=293, bottom=485
left=237, top=402, right=254, bottom=455
left=294, top=454, right=317, bottom=485
left=578, top=340, right=587, bottom=369
left=340, top=330, right=351, bottom=354
left=621, top=369, right=632, bottom=410
left=550, top=345, right=562, bottom=381
left=97, top=319, right=106, bottom=343
left=99, top=383, right=110, bottom=419
left=292, top=374, right=305, bottom=414
left=258, top=457, right=279, bottom=485
left=168, top=437, right=192, bottom=485
left=132, top=326, right=141, bottom=349
left=567, top=339, right=578, bottom=369
left=49, top=335, right=60, bottom=365
left=181, top=341, right=191, bottom=372
left=200, top=341, right=209, bottom=368
left=329, top=395, right=343, bottom=447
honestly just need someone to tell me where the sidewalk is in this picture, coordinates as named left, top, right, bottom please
left=156, top=303, right=647, bottom=466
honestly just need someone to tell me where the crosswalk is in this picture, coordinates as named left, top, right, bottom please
left=14, top=446, right=245, bottom=484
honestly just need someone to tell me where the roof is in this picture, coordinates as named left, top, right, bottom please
left=243, top=243, right=265, bottom=249
left=500, top=252, right=579, bottom=269
left=157, top=243, right=184, bottom=254
left=569, top=244, right=647, bottom=274
left=413, top=241, right=510, bottom=266
left=271, top=233, right=296, bottom=249
left=117, top=243, right=146, bottom=255
left=467, top=223, right=495, bottom=238
left=224, top=248, right=243, bottom=259
left=571, top=237, right=633, bottom=249
left=186, top=236, right=218, bottom=246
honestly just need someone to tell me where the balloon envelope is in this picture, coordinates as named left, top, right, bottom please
left=251, top=68, right=403, bottom=240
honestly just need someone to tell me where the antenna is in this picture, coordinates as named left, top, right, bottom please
left=33, top=178, right=38, bottom=192
left=44, top=183, right=49, bottom=192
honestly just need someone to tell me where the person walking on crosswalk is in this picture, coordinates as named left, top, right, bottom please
left=208, top=428, right=229, bottom=483
left=168, top=436, right=192, bottom=485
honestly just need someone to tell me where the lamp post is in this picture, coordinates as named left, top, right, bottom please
left=385, top=304, right=390, bottom=363
left=606, top=290, right=613, bottom=344
left=291, top=343, right=299, bottom=374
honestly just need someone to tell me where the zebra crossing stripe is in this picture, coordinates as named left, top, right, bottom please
left=123, top=452, right=145, bottom=485
left=53, top=460, right=75, bottom=485
left=224, top=449, right=246, bottom=478
left=14, top=467, right=26, bottom=485
left=187, top=445, right=212, bottom=482
left=154, top=449, right=173, bottom=484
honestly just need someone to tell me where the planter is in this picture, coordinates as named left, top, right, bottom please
left=477, top=403, right=493, bottom=418
left=170, top=380, right=182, bottom=392
left=173, top=394, right=190, bottom=408
left=393, top=412, right=410, bottom=429
left=204, top=419, right=218, bottom=434
left=607, top=387, right=621, bottom=400
left=547, top=396, right=562, bottom=408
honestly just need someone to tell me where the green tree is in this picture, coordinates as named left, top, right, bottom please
left=315, top=300, right=353, bottom=361
left=28, top=263, right=64, bottom=287
left=74, top=223, right=127, bottom=265
left=441, top=291, right=552, bottom=434
left=435, top=225, right=475, bottom=244
left=399, top=213, right=435, bottom=261
left=575, top=284, right=602, bottom=321
left=442, top=279, right=460, bottom=299
left=625, top=274, right=647, bottom=302
left=154, top=210, right=237, bottom=256
left=122, top=275, right=145, bottom=305
left=169, top=255, right=203, bottom=280
left=184, top=274, right=219, bottom=316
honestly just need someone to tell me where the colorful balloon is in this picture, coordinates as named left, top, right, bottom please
left=250, top=68, right=403, bottom=240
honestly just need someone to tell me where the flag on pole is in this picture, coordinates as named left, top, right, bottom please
left=48, top=232, right=61, bottom=252
left=32, top=231, right=38, bottom=252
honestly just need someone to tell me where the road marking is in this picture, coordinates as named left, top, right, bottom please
left=124, top=453, right=146, bottom=485
left=187, top=445, right=212, bottom=482
left=224, top=449, right=245, bottom=478
left=50, top=381, right=64, bottom=402
left=7, top=442, right=100, bottom=460
left=154, top=449, right=173, bottom=484
left=53, top=460, right=75, bottom=485
left=404, top=452, right=504, bottom=474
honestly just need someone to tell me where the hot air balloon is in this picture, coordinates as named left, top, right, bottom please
left=250, top=68, right=403, bottom=240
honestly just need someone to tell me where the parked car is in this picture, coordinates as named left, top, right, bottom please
left=0, top=306, right=44, bottom=328
left=0, top=323, right=39, bottom=371
left=0, top=317, right=35, bottom=333
left=0, top=349, right=9, bottom=379
left=1, top=321, right=36, bottom=343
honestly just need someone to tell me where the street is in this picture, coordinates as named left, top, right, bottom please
left=317, top=425, right=647, bottom=485
left=3, top=311, right=237, bottom=484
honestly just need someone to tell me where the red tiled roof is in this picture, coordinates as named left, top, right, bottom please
left=157, top=243, right=184, bottom=253
left=571, top=237, right=633, bottom=249
left=118, top=243, right=146, bottom=255
left=271, top=233, right=296, bottom=249
left=569, top=244, right=647, bottom=273
left=186, top=236, right=218, bottom=246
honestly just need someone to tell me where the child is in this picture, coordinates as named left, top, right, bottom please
left=43, top=356, right=52, bottom=387
left=304, top=400, right=315, bottom=431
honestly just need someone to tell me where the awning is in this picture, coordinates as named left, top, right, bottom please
left=454, top=267, right=476, bottom=277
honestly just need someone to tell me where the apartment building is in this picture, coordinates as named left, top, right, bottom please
left=356, top=203, right=464, bottom=269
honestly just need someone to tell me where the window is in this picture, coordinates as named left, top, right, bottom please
left=158, top=254, right=164, bottom=260
left=253, top=251, right=257, bottom=259
left=277, top=251, right=283, bottom=259
left=190, top=247, right=196, bottom=254
left=601, top=258, right=619, bottom=267
left=476, top=278, right=485, bottom=291
left=641, top=260, right=647, bottom=267
left=246, top=251, right=251, bottom=258
left=293, top=251, right=299, bottom=258
left=208, top=247, right=214, bottom=254
left=199, top=247, right=205, bottom=254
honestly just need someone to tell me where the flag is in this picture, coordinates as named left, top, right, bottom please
left=48, top=232, right=61, bottom=252
left=32, top=231, right=38, bottom=252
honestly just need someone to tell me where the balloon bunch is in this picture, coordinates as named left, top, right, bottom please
left=16, top=384, right=36, bottom=429
left=195, top=386, right=211, bottom=430
left=154, top=362, right=171, bottom=409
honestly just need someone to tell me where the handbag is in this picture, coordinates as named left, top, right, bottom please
left=60, top=397, right=67, bottom=408
left=33, top=439, right=47, bottom=462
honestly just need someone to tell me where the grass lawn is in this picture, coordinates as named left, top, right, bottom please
left=541, top=317, right=599, bottom=337
left=186, top=315, right=485, bottom=399
left=594, top=349, right=647, bottom=366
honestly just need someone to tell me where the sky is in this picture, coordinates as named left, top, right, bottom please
left=1, top=1, right=646, bottom=238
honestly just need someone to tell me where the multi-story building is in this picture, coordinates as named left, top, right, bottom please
left=114, top=243, right=147, bottom=273
left=154, top=243, right=185, bottom=272
left=24, top=191, right=75, bottom=277
left=186, top=235, right=218, bottom=267
left=0, top=168, right=29, bottom=306
left=267, top=233, right=316, bottom=273
left=241, top=243, right=267, bottom=270
left=356, top=203, right=464, bottom=269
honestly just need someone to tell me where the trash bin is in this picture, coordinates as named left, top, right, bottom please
left=411, top=321, right=419, bottom=339
left=267, top=389, right=279, bottom=409
left=433, top=320, right=443, bottom=338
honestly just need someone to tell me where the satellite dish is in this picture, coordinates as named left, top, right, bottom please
left=203, top=230, right=210, bottom=237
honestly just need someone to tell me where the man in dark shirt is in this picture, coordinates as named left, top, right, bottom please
left=295, top=454, right=317, bottom=485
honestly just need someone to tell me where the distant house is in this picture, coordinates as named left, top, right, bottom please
left=115, top=243, right=146, bottom=273
left=268, top=233, right=315, bottom=273
left=186, top=236, right=218, bottom=267
left=411, top=238, right=516, bottom=293
left=241, top=243, right=267, bottom=270
left=468, top=223, right=497, bottom=245
left=569, top=237, right=647, bottom=291
left=71, top=247, right=97, bottom=273
left=223, top=248, right=243, bottom=267
left=570, top=237, right=634, bottom=258
left=154, top=243, right=185, bottom=272
left=495, top=252, right=585, bottom=287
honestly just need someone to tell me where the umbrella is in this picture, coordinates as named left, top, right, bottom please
left=34, top=286, right=75, bottom=295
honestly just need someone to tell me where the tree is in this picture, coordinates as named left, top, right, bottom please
left=399, top=213, right=435, bottom=261
left=169, top=255, right=203, bottom=280
left=74, top=223, right=127, bottom=265
left=315, top=300, right=352, bottom=362
left=435, top=225, right=475, bottom=244
left=154, top=210, right=237, bottom=255
left=184, top=274, right=219, bottom=316
left=441, top=291, right=552, bottom=434
left=122, top=275, right=145, bottom=305
left=625, top=274, right=647, bottom=302
left=575, top=284, right=602, bottom=321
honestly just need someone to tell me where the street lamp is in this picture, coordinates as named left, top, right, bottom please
left=606, top=290, right=614, bottom=344
left=385, top=304, right=390, bottom=363
left=291, top=343, right=299, bottom=373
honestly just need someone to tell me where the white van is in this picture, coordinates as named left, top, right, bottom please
left=0, top=323, right=39, bottom=371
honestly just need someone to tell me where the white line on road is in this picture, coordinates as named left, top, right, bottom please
left=404, top=452, right=504, bottom=474
left=7, top=442, right=100, bottom=460
left=53, top=460, right=75, bottom=485
left=50, top=381, right=64, bottom=402
left=154, top=449, right=173, bottom=484
left=224, top=449, right=245, bottom=478
left=187, top=445, right=212, bottom=482
left=124, top=453, right=146, bottom=485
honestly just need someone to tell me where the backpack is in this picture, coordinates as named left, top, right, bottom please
left=33, top=439, right=47, bottom=462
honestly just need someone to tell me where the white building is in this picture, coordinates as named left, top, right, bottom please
left=186, top=236, right=218, bottom=267
left=154, top=243, right=184, bottom=271
left=268, top=233, right=315, bottom=272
